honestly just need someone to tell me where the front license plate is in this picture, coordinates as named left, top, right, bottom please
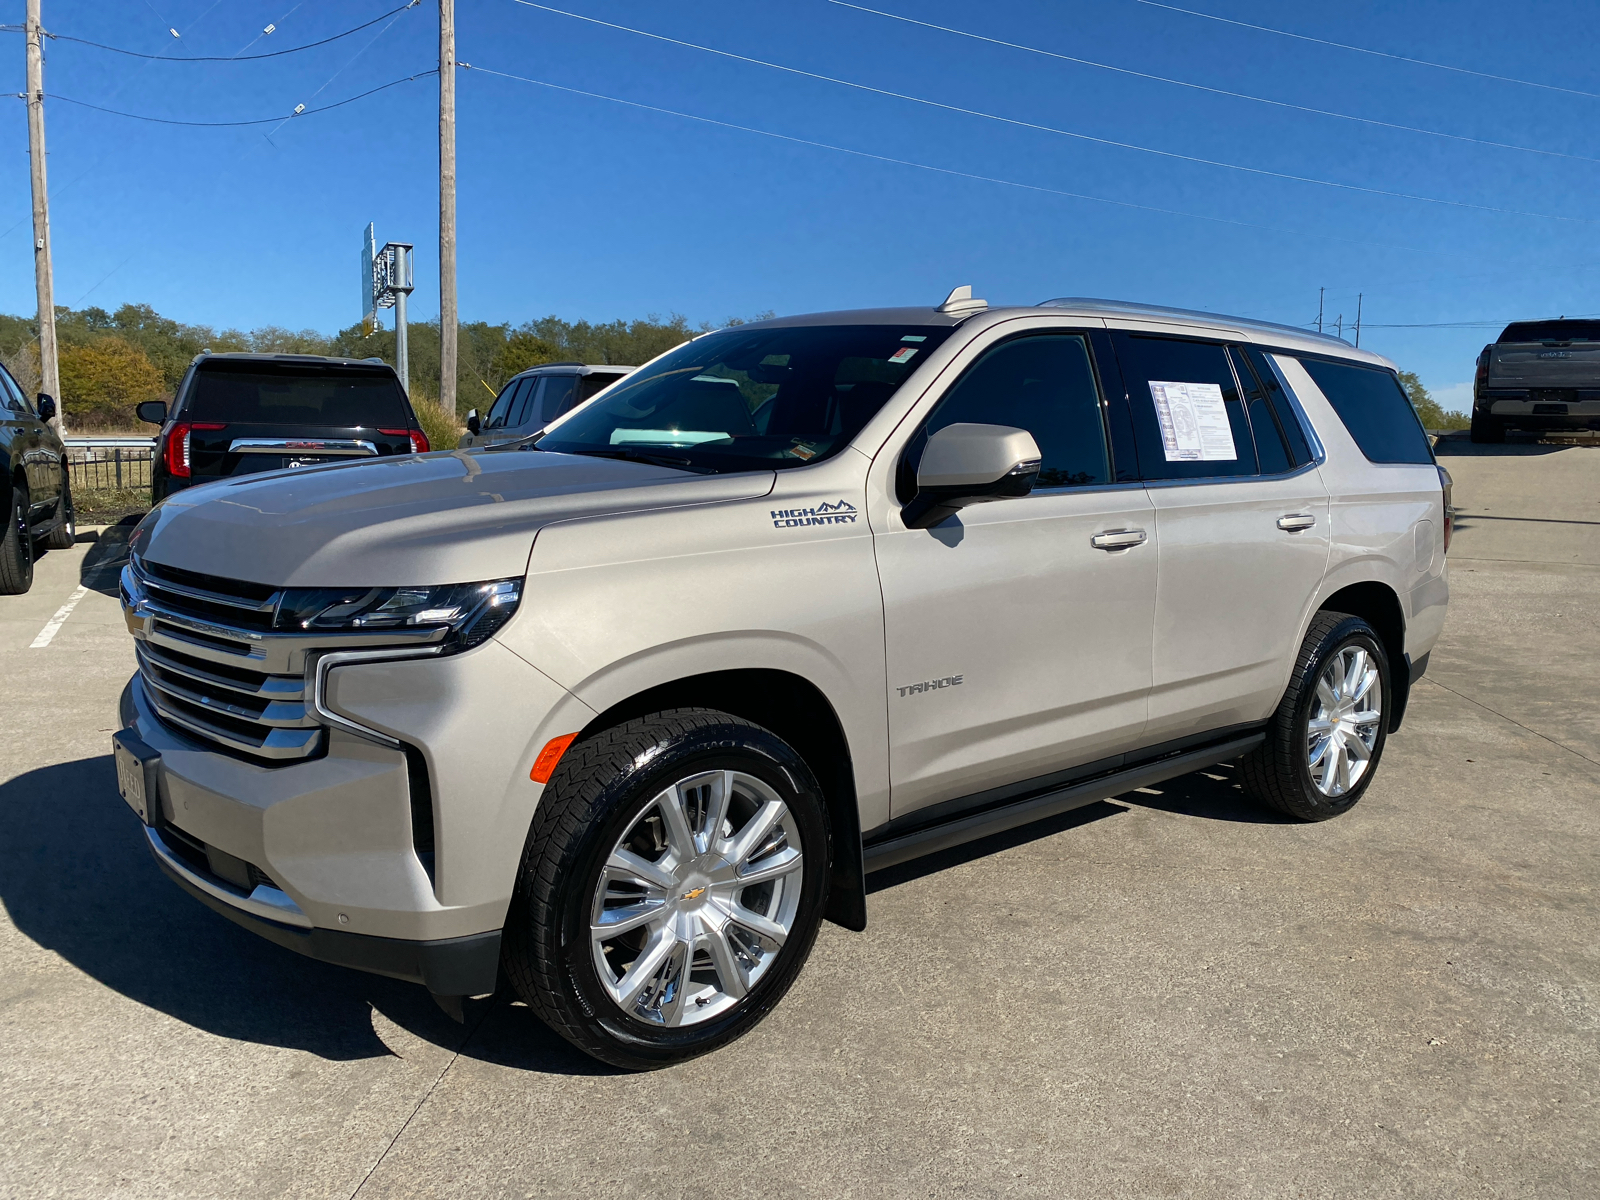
left=113, top=729, right=161, bottom=825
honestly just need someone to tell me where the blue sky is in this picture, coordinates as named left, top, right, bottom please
left=3, top=0, right=1598, bottom=403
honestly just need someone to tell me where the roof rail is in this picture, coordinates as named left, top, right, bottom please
left=1037, top=297, right=1352, bottom=346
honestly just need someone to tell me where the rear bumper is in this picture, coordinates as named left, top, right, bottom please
left=146, top=824, right=501, bottom=994
left=1479, top=395, right=1600, bottom=429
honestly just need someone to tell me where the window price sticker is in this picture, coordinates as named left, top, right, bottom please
left=1148, top=381, right=1236, bottom=462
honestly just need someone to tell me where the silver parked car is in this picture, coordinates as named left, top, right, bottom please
left=458, top=362, right=633, bottom=448
left=113, top=289, right=1450, bottom=1069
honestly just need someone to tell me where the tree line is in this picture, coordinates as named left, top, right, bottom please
left=0, top=302, right=756, bottom=433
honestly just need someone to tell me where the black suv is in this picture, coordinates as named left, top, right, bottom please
left=0, top=360, right=73, bottom=594
left=139, top=353, right=431, bottom=504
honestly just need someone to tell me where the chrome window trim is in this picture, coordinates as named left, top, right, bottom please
left=1261, top=353, right=1328, bottom=466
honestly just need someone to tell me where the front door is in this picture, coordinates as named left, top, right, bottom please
left=874, top=331, right=1158, bottom=819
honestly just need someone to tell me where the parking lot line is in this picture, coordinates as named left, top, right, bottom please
left=29, top=584, right=89, bottom=649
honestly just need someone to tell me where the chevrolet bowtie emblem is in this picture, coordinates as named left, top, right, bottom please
left=680, top=887, right=707, bottom=901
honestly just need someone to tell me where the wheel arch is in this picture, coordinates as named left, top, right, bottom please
left=1315, top=580, right=1410, bottom=731
left=578, top=667, right=868, bottom=932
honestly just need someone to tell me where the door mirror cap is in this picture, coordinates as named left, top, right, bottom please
left=465, top=409, right=480, bottom=436
left=35, top=393, right=56, bottom=422
left=135, top=400, right=167, bottom=425
left=902, top=423, right=1042, bottom=529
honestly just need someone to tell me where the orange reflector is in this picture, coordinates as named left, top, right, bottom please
left=530, top=733, right=580, bottom=784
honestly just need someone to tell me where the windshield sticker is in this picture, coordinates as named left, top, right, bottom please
left=771, top=500, right=858, bottom=528
left=900, top=335, right=927, bottom=343
left=887, top=347, right=919, bottom=364
left=1148, top=381, right=1237, bottom=462
left=786, top=440, right=819, bottom=461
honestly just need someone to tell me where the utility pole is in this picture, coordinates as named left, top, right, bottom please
left=1336, top=313, right=1343, bottom=340
left=1354, top=292, right=1363, bottom=348
left=25, top=0, right=61, bottom=433
left=438, top=0, right=457, bottom=417
left=1316, top=287, right=1324, bottom=335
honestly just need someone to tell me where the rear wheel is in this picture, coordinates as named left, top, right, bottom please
left=1469, top=411, right=1505, bottom=443
left=1239, top=611, right=1390, bottom=821
left=0, top=484, right=33, bottom=594
left=503, top=708, right=831, bottom=1070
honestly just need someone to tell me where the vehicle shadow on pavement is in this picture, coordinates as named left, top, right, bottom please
left=1112, top=761, right=1297, bottom=824
left=0, top=755, right=487, bottom=1063
left=79, top=516, right=141, bottom=598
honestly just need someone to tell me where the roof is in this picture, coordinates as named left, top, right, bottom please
left=509, top=362, right=637, bottom=380
left=192, top=351, right=398, bottom=370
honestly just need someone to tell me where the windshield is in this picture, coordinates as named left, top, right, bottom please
left=534, top=324, right=955, bottom=472
left=187, top=362, right=411, bottom=426
left=1497, top=320, right=1600, bottom=344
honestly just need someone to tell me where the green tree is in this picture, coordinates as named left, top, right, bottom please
left=59, top=336, right=165, bottom=428
left=490, top=332, right=558, bottom=385
left=1397, top=370, right=1469, bottom=432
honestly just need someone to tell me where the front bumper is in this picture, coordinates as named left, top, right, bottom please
left=146, top=821, right=501, bottom=994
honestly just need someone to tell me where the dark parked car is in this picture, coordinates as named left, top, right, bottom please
left=458, top=362, right=634, bottom=448
left=1472, top=319, right=1600, bottom=443
left=0, top=360, right=73, bottom=594
left=139, top=353, right=431, bottom=503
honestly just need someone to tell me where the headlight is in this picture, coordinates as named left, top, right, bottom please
left=276, top=578, right=522, bottom=649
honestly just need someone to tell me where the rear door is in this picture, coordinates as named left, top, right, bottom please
left=509, top=374, right=580, bottom=439
left=0, top=366, right=46, bottom=512
left=1110, top=329, right=1331, bottom=743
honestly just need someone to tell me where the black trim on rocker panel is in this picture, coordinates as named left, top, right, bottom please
left=862, top=723, right=1266, bottom=873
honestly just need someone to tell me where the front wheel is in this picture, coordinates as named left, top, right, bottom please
left=0, top=484, right=33, bottom=594
left=1239, top=611, right=1390, bottom=821
left=503, top=708, right=831, bottom=1070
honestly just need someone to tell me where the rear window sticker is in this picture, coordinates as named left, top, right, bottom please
left=1148, top=381, right=1237, bottom=462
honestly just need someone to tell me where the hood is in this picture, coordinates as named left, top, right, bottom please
left=134, top=448, right=775, bottom=586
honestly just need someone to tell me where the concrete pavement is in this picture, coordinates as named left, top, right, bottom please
left=1, top=444, right=1596, bottom=1199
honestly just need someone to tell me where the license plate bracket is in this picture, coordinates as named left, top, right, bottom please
left=113, top=729, right=163, bottom=826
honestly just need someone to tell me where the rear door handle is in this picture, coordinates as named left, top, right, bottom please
left=1277, top=513, right=1316, bottom=532
left=1090, top=528, right=1148, bottom=550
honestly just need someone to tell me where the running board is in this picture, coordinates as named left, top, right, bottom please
left=863, top=732, right=1266, bottom=873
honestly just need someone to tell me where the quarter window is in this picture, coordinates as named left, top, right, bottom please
left=1229, top=347, right=1294, bottom=474
left=1112, top=333, right=1259, bottom=480
left=536, top=375, right=579, bottom=426
left=903, top=334, right=1111, bottom=497
left=1297, top=357, right=1433, bottom=465
left=1243, top=347, right=1312, bottom=466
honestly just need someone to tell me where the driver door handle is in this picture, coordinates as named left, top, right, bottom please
left=1277, top=513, right=1316, bottom=532
left=1090, top=528, right=1148, bottom=550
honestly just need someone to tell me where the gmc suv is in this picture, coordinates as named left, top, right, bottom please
left=113, top=291, right=1451, bottom=1069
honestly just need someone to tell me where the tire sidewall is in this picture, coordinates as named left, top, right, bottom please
left=1290, top=619, right=1390, bottom=816
left=548, top=719, right=830, bottom=1064
left=6, top=485, right=32, bottom=588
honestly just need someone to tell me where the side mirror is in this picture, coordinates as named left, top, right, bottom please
left=901, top=422, right=1041, bottom=530
left=36, top=394, right=56, bottom=422
left=465, top=409, right=480, bottom=436
left=135, top=400, right=168, bottom=425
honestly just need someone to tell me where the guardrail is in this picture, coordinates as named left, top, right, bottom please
left=65, top=436, right=156, bottom=492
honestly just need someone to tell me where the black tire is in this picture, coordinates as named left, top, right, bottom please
left=1469, top=411, right=1505, bottom=444
left=1238, top=611, right=1391, bottom=822
left=0, top=484, right=33, bottom=594
left=41, top=477, right=75, bottom=550
left=503, top=707, right=831, bottom=1070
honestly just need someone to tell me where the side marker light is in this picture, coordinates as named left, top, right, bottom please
left=531, top=733, right=580, bottom=784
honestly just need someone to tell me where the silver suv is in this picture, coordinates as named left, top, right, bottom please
left=458, top=362, right=634, bottom=448
left=114, top=290, right=1451, bottom=1068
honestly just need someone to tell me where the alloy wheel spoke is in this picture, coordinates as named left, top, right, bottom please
left=728, top=904, right=788, bottom=947
left=606, top=847, right=677, bottom=891
left=655, top=784, right=697, bottom=860
left=725, top=799, right=788, bottom=870
left=1307, top=716, right=1334, bottom=737
left=658, top=937, right=693, bottom=1027
left=701, top=916, right=749, bottom=1000
left=615, top=926, right=678, bottom=1007
left=733, top=845, right=803, bottom=889
left=592, top=897, right=666, bottom=938
left=1315, top=679, right=1338, bottom=713
left=1345, top=732, right=1371, bottom=762
left=1330, top=652, right=1348, bottom=697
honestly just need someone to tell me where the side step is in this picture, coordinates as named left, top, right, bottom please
left=863, top=733, right=1265, bottom=873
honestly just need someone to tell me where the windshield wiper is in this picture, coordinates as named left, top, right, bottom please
left=554, top=447, right=715, bottom=474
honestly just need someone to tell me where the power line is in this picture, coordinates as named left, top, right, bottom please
left=35, top=1, right=422, bottom=62
left=464, top=63, right=1468, bottom=259
left=829, top=1, right=1600, bottom=166
left=508, top=2, right=1594, bottom=224
left=1129, top=0, right=1600, bottom=101
left=48, top=70, right=437, bottom=127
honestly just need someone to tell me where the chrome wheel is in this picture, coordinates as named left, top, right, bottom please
left=590, top=769, right=805, bottom=1028
left=1307, top=644, right=1382, bottom=797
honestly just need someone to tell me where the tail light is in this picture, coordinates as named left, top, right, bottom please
left=382, top=428, right=430, bottom=454
left=163, top=422, right=226, bottom=479
left=1475, top=349, right=1489, bottom=389
left=1439, top=465, right=1453, bottom=554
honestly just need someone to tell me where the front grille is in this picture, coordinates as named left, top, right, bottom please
left=133, top=602, right=324, bottom=764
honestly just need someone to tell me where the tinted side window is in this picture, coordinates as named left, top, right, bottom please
left=902, top=334, right=1110, bottom=498
left=485, top=379, right=523, bottom=429
left=536, top=376, right=579, bottom=425
left=1244, top=347, right=1312, bottom=466
left=1297, top=358, right=1433, bottom=465
left=1112, top=333, right=1258, bottom=480
left=0, top=365, right=27, bottom=412
left=510, top=378, right=545, bottom=428
left=1229, top=347, right=1292, bottom=474
left=577, top=373, right=623, bottom=405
